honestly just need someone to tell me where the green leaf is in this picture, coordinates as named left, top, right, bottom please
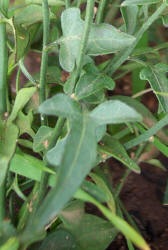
left=0, top=221, right=17, bottom=246
left=14, top=4, right=54, bottom=27
left=26, top=0, right=65, bottom=6
left=140, top=63, right=168, bottom=112
left=46, top=135, right=68, bottom=167
left=33, top=126, right=54, bottom=153
left=8, top=87, right=36, bottom=123
left=38, top=94, right=81, bottom=119
left=124, top=115, right=168, bottom=149
left=121, top=6, right=139, bottom=35
left=15, top=26, right=30, bottom=61
left=81, top=180, right=109, bottom=203
left=0, top=122, right=18, bottom=186
left=75, top=73, right=115, bottom=100
left=62, top=214, right=117, bottom=250
left=0, top=237, right=19, bottom=250
left=89, top=100, right=142, bottom=125
left=89, top=172, right=116, bottom=213
left=75, top=189, right=150, bottom=250
left=15, top=111, right=35, bottom=138
left=39, top=230, right=78, bottom=250
left=110, top=95, right=156, bottom=124
left=59, top=8, right=135, bottom=72
left=28, top=113, right=97, bottom=232
left=95, top=125, right=106, bottom=142
left=59, top=200, right=85, bottom=228
left=99, top=134, right=140, bottom=173
left=10, top=152, right=55, bottom=180
left=122, top=0, right=160, bottom=6
left=0, top=0, right=10, bottom=17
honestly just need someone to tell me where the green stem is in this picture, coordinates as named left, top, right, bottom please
left=73, top=0, right=94, bottom=89
left=65, top=0, right=70, bottom=8
left=16, top=67, right=21, bottom=94
left=30, top=117, right=65, bottom=216
left=0, top=180, right=5, bottom=222
left=114, top=143, right=146, bottom=199
left=0, top=23, right=8, bottom=117
left=95, top=0, right=107, bottom=24
left=39, top=0, right=50, bottom=125
left=104, top=2, right=166, bottom=76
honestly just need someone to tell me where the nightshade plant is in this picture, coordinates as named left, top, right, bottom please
left=1, top=0, right=168, bottom=249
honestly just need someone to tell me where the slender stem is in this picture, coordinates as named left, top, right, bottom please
left=73, top=0, right=94, bottom=89
left=0, top=180, right=6, bottom=222
left=16, top=67, right=21, bottom=94
left=95, top=0, right=107, bottom=24
left=114, top=143, right=146, bottom=199
left=77, top=0, right=82, bottom=8
left=104, top=2, right=166, bottom=76
left=65, top=0, right=70, bottom=8
left=39, top=0, right=50, bottom=125
left=0, top=23, right=8, bottom=117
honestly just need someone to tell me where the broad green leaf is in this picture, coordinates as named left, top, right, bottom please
left=89, top=100, right=142, bottom=125
left=28, top=113, right=97, bottom=232
left=0, top=221, right=17, bottom=246
left=83, top=90, right=105, bottom=104
left=14, top=4, right=54, bottom=27
left=8, top=87, right=36, bottom=123
left=81, top=180, right=109, bottom=203
left=95, top=125, right=106, bottom=142
left=46, top=135, right=68, bottom=167
left=75, top=73, right=115, bottom=100
left=59, top=8, right=135, bottom=71
left=26, top=0, right=65, bottom=6
left=15, top=111, right=35, bottom=138
left=0, top=0, right=10, bottom=17
left=62, top=214, right=118, bottom=250
left=33, top=126, right=54, bottom=153
left=15, top=26, right=30, bottom=61
left=0, top=237, right=19, bottom=250
left=38, top=93, right=81, bottom=119
left=0, top=122, right=18, bottom=186
left=89, top=172, right=116, bottom=213
left=10, top=152, right=55, bottom=180
left=122, top=0, right=160, bottom=6
left=75, top=189, right=150, bottom=250
left=39, top=230, right=78, bottom=250
left=59, top=200, right=85, bottom=228
left=121, top=6, right=139, bottom=35
left=99, top=134, right=140, bottom=173
left=110, top=95, right=156, bottom=124
left=140, top=63, right=168, bottom=112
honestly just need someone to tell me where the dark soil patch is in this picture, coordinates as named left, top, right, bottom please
left=107, top=157, right=168, bottom=250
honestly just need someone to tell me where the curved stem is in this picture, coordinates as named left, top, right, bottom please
left=95, top=0, right=107, bottom=24
left=73, top=0, right=95, bottom=89
left=39, top=0, right=50, bottom=125
left=104, top=2, right=166, bottom=76
left=0, top=23, right=8, bottom=117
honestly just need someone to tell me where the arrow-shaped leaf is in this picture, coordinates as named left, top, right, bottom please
left=140, top=63, right=168, bottom=112
left=26, top=112, right=97, bottom=233
left=89, top=100, right=142, bottom=125
left=59, top=8, right=135, bottom=72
